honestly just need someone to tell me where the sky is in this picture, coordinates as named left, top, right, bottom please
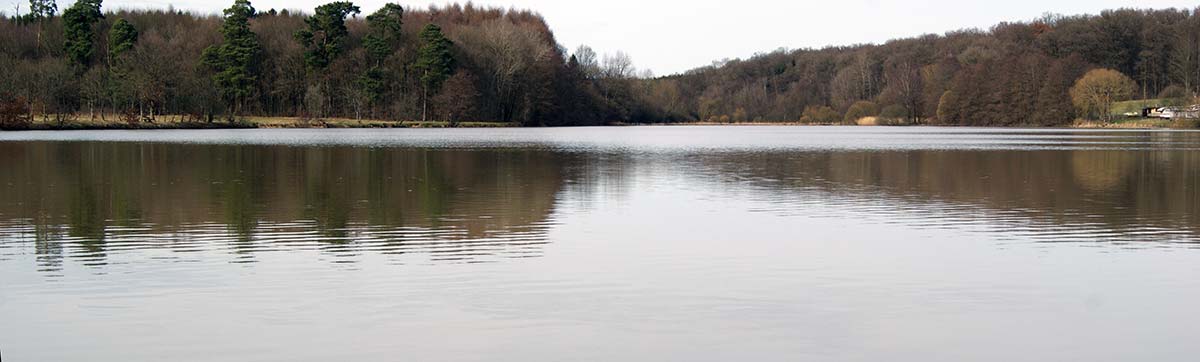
left=23, top=0, right=1200, bottom=75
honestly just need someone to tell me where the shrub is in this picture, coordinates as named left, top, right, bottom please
left=732, top=108, right=748, bottom=122
left=1159, top=85, right=1189, bottom=100
left=800, top=105, right=841, bottom=124
left=936, top=91, right=956, bottom=123
left=0, top=92, right=32, bottom=129
left=843, top=101, right=879, bottom=124
left=1170, top=119, right=1200, bottom=129
left=879, top=104, right=908, bottom=119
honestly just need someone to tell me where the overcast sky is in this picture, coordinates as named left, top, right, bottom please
left=30, top=0, right=1200, bottom=75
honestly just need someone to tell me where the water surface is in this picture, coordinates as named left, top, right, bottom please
left=2, top=127, right=1199, bottom=361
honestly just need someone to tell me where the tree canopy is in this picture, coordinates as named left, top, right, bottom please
left=632, top=8, right=1200, bottom=126
left=27, top=0, right=57, bottom=22
left=1070, top=69, right=1137, bottom=121
left=363, top=3, right=403, bottom=64
left=202, top=0, right=262, bottom=115
left=295, top=1, right=360, bottom=70
left=414, top=24, right=455, bottom=121
left=107, top=18, right=138, bottom=59
left=4, top=2, right=1199, bottom=127
left=62, top=0, right=104, bottom=66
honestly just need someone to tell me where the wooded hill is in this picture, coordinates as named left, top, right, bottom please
left=0, top=0, right=656, bottom=127
left=3, top=2, right=1199, bottom=127
left=640, top=7, right=1200, bottom=126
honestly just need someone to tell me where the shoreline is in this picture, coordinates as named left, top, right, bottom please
left=4, top=115, right=1196, bottom=131
left=3, top=116, right=518, bottom=131
left=643, top=119, right=1196, bottom=130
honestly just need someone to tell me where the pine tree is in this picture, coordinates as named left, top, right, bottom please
left=363, top=3, right=403, bottom=65
left=294, top=1, right=360, bottom=118
left=202, top=0, right=262, bottom=118
left=294, top=2, right=360, bottom=70
left=25, top=0, right=57, bottom=56
left=358, top=3, right=403, bottom=118
left=28, top=0, right=56, bottom=20
left=107, top=18, right=139, bottom=120
left=107, top=19, right=138, bottom=60
left=414, top=24, right=455, bottom=121
left=62, top=0, right=103, bottom=66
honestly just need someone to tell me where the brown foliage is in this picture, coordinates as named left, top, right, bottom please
left=799, top=105, right=840, bottom=124
left=1070, top=69, right=1136, bottom=121
left=0, top=92, right=32, bottom=129
left=635, top=7, right=1200, bottom=125
left=432, top=71, right=480, bottom=124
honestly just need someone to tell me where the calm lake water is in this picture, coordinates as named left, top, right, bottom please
left=2, top=126, right=1200, bottom=361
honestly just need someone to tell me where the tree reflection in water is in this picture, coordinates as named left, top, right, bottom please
left=0, top=143, right=573, bottom=270
left=2, top=139, right=1200, bottom=274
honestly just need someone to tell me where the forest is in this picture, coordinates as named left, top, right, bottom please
left=641, top=7, right=1200, bottom=126
left=2, top=1, right=1200, bottom=127
left=0, top=0, right=657, bottom=128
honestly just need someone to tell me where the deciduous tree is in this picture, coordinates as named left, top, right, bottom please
left=1070, top=68, right=1136, bottom=121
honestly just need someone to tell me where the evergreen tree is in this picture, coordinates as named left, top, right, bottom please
left=355, top=67, right=386, bottom=112
left=202, top=0, right=262, bottom=118
left=107, top=19, right=138, bottom=60
left=358, top=3, right=403, bottom=118
left=414, top=24, right=455, bottom=121
left=62, top=0, right=104, bottom=66
left=294, top=2, right=360, bottom=70
left=363, top=3, right=403, bottom=65
left=24, top=0, right=58, bottom=57
left=27, top=0, right=57, bottom=21
left=106, top=18, right=139, bottom=118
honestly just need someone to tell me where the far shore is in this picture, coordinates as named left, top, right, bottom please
left=656, top=118, right=1196, bottom=129
left=4, top=115, right=1197, bottom=131
left=4, top=115, right=517, bottom=130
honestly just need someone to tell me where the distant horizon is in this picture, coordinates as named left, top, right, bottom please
left=4, top=0, right=1199, bottom=75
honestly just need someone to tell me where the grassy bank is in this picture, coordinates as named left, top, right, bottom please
left=8, top=115, right=517, bottom=130
left=1074, top=118, right=1200, bottom=129
left=669, top=118, right=1197, bottom=129
left=242, top=116, right=516, bottom=128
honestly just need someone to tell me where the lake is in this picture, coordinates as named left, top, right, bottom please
left=2, top=126, right=1199, bottom=361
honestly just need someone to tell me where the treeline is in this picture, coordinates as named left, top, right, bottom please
left=5, top=3, right=1200, bottom=128
left=0, top=0, right=654, bottom=127
left=638, top=7, right=1200, bottom=126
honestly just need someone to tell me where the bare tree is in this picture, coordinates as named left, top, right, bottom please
left=602, top=51, right=636, bottom=79
left=455, top=18, right=554, bottom=121
left=573, top=45, right=600, bottom=79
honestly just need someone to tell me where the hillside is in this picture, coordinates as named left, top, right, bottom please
left=636, top=8, right=1200, bottom=126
